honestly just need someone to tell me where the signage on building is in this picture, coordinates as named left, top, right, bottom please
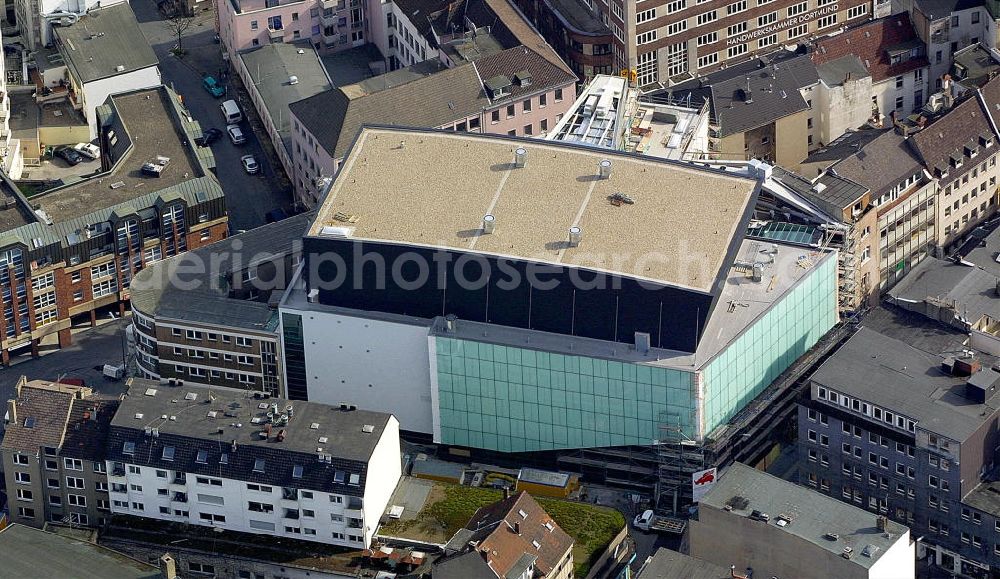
left=726, top=4, right=839, bottom=46
left=692, top=467, right=717, bottom=502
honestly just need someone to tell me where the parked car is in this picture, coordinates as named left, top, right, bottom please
left=227, top=124, right=245, bottom=145
left=241, top=154, right=259, bottom=174
left=73, top=142, right=100, bottom=159
left=54, top=146, right=83, bottom=165
left=195, top=128, right=223, bottom=147
left=202, top=75, right=225, bottom=97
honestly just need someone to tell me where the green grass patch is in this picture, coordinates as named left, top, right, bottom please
left=379, top=482, right=624, bottom=577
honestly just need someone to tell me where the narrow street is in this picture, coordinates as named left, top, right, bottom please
left=131, top=0, right=293, bottom=231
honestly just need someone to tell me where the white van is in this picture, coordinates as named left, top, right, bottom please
left=220, top=99, right=242, bottom=124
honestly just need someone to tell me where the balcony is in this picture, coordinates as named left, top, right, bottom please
left=268, top=27, right=284, bottom=41
left=321, top=11, right=337, bottom=26
left=172, top=492, right=188, bottom=503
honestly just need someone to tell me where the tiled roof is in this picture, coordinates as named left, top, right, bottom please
left=829, top=130, right=924, bottom=196
left=476, top=46, right=576, bottom=103
left=0, top=382, right=94, bottom=453
left=908, top=93, right=997, bottom=187
left=462, top=492, right=574, bottom=577
left=62, top=398, right=119, bottom=462
left=811, top=14, right=927, bottom=84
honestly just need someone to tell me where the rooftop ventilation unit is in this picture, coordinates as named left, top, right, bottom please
left=289, top=75, right=299, bottom=85
left=482, top=214, right=496, bottom=234
left=635, top=332, right=650, bottom=354
left=514, top=147, right=527, bottom=168
left=568, top=226, right=582, bottom=247
left=598, top=159, right=612, bottom=179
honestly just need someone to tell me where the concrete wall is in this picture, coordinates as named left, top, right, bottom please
left=38, top=124, right=92, bottom=148
left=289, top=109, right=338, bottom=207
left=774, top=110, right=809, bottom=171
left=293, top=309, right=435, bottom=434
left=814, top=76, right=873, bottom=150
left=363, top=416, right=401, bottom=543
left=873, top=69, right=929, bottom=125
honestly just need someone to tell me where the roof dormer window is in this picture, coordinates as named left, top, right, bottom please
left=484, top=75, right=513, bottom=99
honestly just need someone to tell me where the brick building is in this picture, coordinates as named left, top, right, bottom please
left=0, top=86, right=228, bottom=364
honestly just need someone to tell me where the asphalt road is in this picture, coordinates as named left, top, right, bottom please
left=131, top=0, right=292, bottom=231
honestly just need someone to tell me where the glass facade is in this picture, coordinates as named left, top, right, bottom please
left=435, top=255, right=838, bottom=453
left=281, top=313, right=308, bottom=400
left=702, top=254, right=838, bottom=434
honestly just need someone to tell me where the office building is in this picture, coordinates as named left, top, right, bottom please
left=105, top=379, right=401, bottom=548
left=796, top=313, right=1000, bottom=577
left=691, top=463, right=915, bottom=579
left=279, top=126, right=838, bottom=504
left=1, top=378, right=117, bottom=528
left=130, top=214, right=313, bottom=396
left=0, top=86, right=226, bottom=365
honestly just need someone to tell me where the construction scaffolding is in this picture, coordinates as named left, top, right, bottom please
left=655, top=411, right=704, bottom=515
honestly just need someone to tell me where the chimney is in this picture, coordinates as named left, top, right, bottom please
left=160, top=554, right=177, bottom=579
left=513, top=521, right=521, bottom=535
left=7, top=399, right=16, bottom=426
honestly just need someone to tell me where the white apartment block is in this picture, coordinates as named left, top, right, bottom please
left=104, top=380, right=401, bottom=549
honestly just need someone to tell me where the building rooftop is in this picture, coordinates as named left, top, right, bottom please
left=956, top=219, right=1000, bottom=277
left=129, top=212, right=312, bottom=332
left=309, top=127, right=757, bottom=293
left=801, top=128, right=888, bottom=170
left=240, top=43, right=331, bottom=155
left=828, top=129, right=924, bottom=197
left=0, top=171, right=39, bottom=234
left=770, top=166, right=869, bottom=219
left=0, top=525, right=160, bottom=579
left=109, top=379, right=393, bottom=464
left=816, top=54, right=870, bottom=87
left=1, top=380, right=115, bottom=458
left=665, top=51, right=818, bottom=138
left=392, top=0, right=459, bottom=46
left=953, top=44, right=1000, bottom=89
left=701, top=463, right=909, bottom=569
left=888, top=256, right=1000, bottom=328
left=540, top=0, right=611, bottom=35
left=637, top=549, right=731, bottom=579
left=811, top=14, right=927, bottom=84
left=437, top=491, right=573, bottom=578
left=53, top=3, right=158, bottom=84
left=862, top=304, right=999, bottom=365
left=811, top=327, right=1000, bottom=440
left=908, top=92, right=998, bottom=187
left=33, top=87, right=214, bottom=224
left=478, top=0, right=575, bottom=74
left=913, top=0, right=982, bottom=19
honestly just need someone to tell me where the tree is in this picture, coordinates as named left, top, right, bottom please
left=164, top=11, right=194, bottom=54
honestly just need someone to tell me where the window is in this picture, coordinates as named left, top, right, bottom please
left=199, top=513, right=226, bottom=523
left=636, top=8, right=656, bottom=23
left=66, top=477, right=85, bottom=489
left=787, top=23, right=807, bottom=39
left=697, top=52, right=719, bottom=68
left=817, top=14, right=837, bottom=29
left=728, top=44, right=748, bottom=58
left=847, top=3, right=867, bottom=18
left=696, top=10, right=717, bottom=25
left=665, top=0, right=686, bottom=13
left=727, top=0, right=746, bottom=14
left=68, top=494, right=86, bottom=507
left=189, top=563, right=216, bottom=575
left=757, top=34, right=776, bottom=49
left=128, top=465, right=140, bottom=475
left=727, top=22, right=747, bottom=38
left=637, top=30, right=657, bottom=44
left=696, top=32, right=717, bottom=46
left=13, top=454, right=29, bottom=466
left=787, top=1, right=806, bottom=16
left=555, top=89, right=563, bottom=101
left=757, top=11, right=777, bottom=26
left=14, top=472, right=30, bottom=484
left=522, top=99, right=532, bottom=113
left=16, top=489, right=33, bottom=501
left=64, top=458, right=83, bottom=471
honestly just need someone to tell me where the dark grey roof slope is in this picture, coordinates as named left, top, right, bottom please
left=130, top=211, right=312, bottom=331
left=638, top=549, right=730, bottom=579
left=240, top=43, right=331, bottom=155
left=959, top=221, right=1000, bottom=277
left=811, top=327, right=1000, bottom=440
left=664, top=52, right=818, bottom=137
left=914, top=0, right=982, bottom=18
left=0, top=525, right=160, bottom=579
left=817, top=54, right=869, bottom=86
left=802, top=128, right=887, bottom=167
left=107, top=379, right=394, bottom=492
left=702, top=463, right=908, bottom=569
left=54, top=3, right=158, bottom=83
left=542, top=0, right=611, bottom=35
left=769, top=167, right=867, bottom=218
left=889, top=256, right=999, bottom=326
left=476, top=45, right=576, bottom=102
left=829, top=129, right=923, bottom=196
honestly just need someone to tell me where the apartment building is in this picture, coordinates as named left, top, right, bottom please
left=0, top=26, right=19, bottom=179
left=796, top=319, right=1000, bottom=578
left=130, top=213, right=312, bottom=396
left=511, top=0, right=615, bottom=82
left=1, top=378, right=117, bottom=528
left=216, top=0, right=365, bottom=63
left=897, top=0, right=991, bottom=88
left=810, top=14, right=930, bottom=130
left=287, top=45, right=576, bottom=206
left=0, top=86, right=227, bottom=365
left=10, top=0, right=127, bottom=50
left=50, top=4, right=162, bottom=139
left=911, top=82, right=1000, bottom=248
left=434, top=491, right=575, bottom=579
left=280, top=126, right=839, bottom=504
left=104, top=379, right=401, bottom=549
left=692, top=463, right=915, bottom=579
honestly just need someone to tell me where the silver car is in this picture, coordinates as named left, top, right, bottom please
left=241, top=154, right=259, bottom=174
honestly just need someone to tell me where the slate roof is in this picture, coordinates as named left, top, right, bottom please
left=828, top=129, right=924, bottom=197
left=889, top=256, right=1000, bottom=327
left=0, top=525, right=160, bottom=579
left=816, top=54, right=869, bottom=86
left=664, top=51, right=818, bottom=137
left=107, top=379, right=395, bottom=494
left=393, top=0, right=459, bottom=45
left=811, top=14, right=927, bottom=84
left=811, top=327, right=1000, bottom=441
left=801, top=128, right=887, bottom=168
left=1, top=381, right=111, bottom=455
left=914, top=0, right=982, bottom=18
left=289, top=46, right=573, bottom=161
left=433, top=550, right=499, bottom=578
left=953, top=44, right=1000, bottom=88
left=53, top=3, right=158, bottom=84
left=638, top=549, right=731, bottom=579
left=908, top=93, right=997, bottom=187
left=701, top=463, right=909, bottom=570
left=458, top=491, right=574, bottom=577
left=129, top=211, right=312, bottom=332
left=239, top=42, right=331, bottom=156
